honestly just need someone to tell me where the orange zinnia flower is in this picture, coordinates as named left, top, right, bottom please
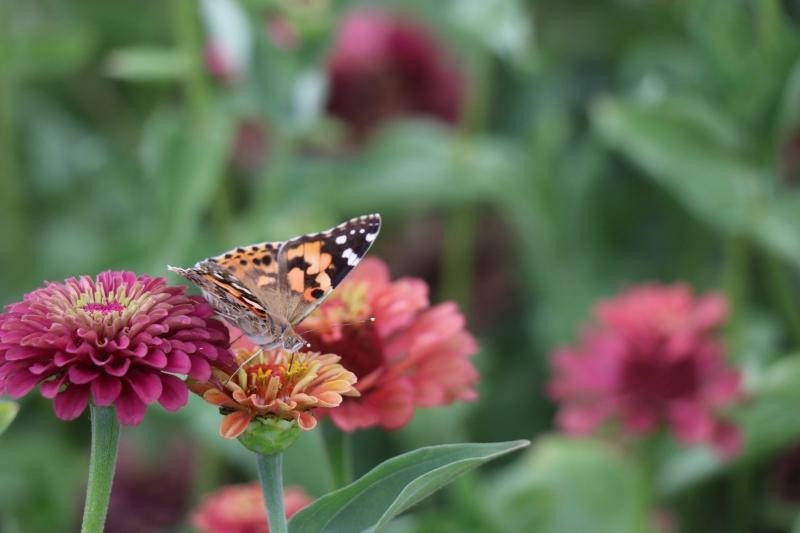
left=189, top=346, right=359, bottom=439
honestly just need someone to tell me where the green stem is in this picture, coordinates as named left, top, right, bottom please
left=171, top=0, right=210, bottom=125
left=321, top=419, right=352, bottom=489
left=439, top=208, right=476, bottom=314
left=764, top=253, right=800, bottom=349
left=0, top=0, right=29, bottom=285
left=80, top=406, right=121, bottom=533
left=721, top=235, right=749, bottom=356
left=256, top=453, right=287, bottom=533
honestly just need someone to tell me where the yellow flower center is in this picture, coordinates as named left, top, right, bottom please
left=244, top=359, right=310, bottom=398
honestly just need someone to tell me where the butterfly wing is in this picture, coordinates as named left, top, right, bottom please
left=277, top=213, right=381, bottom=325
left=205, top=241, right=284, bottom=303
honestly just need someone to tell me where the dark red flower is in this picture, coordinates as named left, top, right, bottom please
left=298, top=257, right=478, bottom=431
left=0, top=271, right=231, bottom=425
left=326, top=9, right=465, bottom=138
left=103, top=438, right=196, bottom=533
left=548, top=283, right=742, bottom=456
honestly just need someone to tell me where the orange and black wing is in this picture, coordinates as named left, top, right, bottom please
left=278, top=213, right=381, bottom=324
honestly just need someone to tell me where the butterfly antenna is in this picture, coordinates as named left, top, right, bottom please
left=225, top=347, right=264, bottom=385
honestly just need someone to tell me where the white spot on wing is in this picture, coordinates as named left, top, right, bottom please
left=335, top=235, right=347, bottom=245
left=365, top=232, right=377, bottom=242
left=341, top=247, right=360, bottom=266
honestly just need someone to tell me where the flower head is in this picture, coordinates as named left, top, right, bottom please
left=0, top=271, right=231, bottom=425
left=192, top=483, right=311, bottom=533
left=326, top=9, right=464, bottom=138
left=190, top=344, right=358, bottom=439
left=548, top=283, right=742, bottom=456
left=298, top=257, right=479, bottom=432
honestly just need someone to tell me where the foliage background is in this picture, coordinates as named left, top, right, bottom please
left=4, top=0, right=800, bottom=531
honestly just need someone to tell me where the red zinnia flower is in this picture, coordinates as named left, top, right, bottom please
left=326, top=9, right=465, bottom=138
left=0, top=271, right=231, bottom=425
left=192, top=483, right=311, bottom=533
left=548, top=283, right=742, bottom=456
left=298, top=257, right=479, bottom=432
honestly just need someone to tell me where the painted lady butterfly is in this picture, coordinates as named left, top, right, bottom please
left=169, top=214, right=381, bottom=351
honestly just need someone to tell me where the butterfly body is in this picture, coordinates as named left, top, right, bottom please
left=169, top=214, right=381, bottom=351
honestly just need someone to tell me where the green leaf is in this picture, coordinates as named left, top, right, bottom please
left=9, top=25, right=95, bottom=79
left=105, top=47, right=191, bottom=82
left=288, top=440, right=529, bottom=533
left=486, top=436, right=650, bottom=533
left=592, top=97, right=800, bottom=266
left=138, top=104, right=235, bottom=269
left=659, top=354, right=800, bottom=495
left=0, top=401, right=18, bottom=436
left=449, top=0, right=536, bottom=68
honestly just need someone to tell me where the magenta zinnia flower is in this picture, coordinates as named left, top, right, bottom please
left=298, top=257, right=479, bottom=432
left=326, top=9, right=465, bottom=138
left=548, top=283, right=743, bottom=456
left=0, top=271, right=231, bottom=425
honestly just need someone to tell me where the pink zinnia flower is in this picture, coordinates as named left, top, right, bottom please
left=548, top=283, right=743, bottom=456
left=192, top=483, right=311, bottom=533
left=326, top=9, right=465, bottom=138
left=298, top=257, right=479, bottom=432
left=0, top=271, right=231, bottom=425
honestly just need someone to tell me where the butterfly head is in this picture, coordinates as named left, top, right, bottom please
left=280, top=325, right=308, bottom=352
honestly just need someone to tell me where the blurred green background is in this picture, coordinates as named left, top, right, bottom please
left=5, top=0, right=800, bottom=531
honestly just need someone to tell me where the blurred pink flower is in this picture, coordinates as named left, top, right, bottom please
left=204, top=42, right=240, bottom=84
left=326, top=9, right=465, bottom=138
left=298, top=257, right=478, bottom=432
left=192, top=483, right=311, bottom=533
left=548, top=284, right=742, bottom=456
left=0, top=271, right=231, bottom=425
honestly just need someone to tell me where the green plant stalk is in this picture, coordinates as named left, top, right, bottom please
left=440, top=209, right=476, bottom=314
left=439, top=48, right=492, bottom=313
left=256, top=452, right=287, bottom=533
left=170, top=0, right=210, bottom=124
left=721, top=235, right=749, bottom=356
left=0, top=0, right=29, bottom=285
left=321, top=419, right=353, bottom=489
left=81, top=406, right=121, bottom=533
left=764, top=253, right=800, bottom=349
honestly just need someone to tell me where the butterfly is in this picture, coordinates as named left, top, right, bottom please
left=169, top=214, right=381, bottom=351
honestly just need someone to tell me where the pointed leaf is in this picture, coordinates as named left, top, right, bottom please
left=592, top=97, right=800, bottom=267
left=0, top=401, right=19, bottom=436
left=288, top=440, right=529, bottom=533
left=486, top=436, right=650, bottom=533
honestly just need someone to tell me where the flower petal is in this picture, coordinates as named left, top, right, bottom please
left=114, top=386, right=147, bottom=425
left=4, top=369, right=41, bottom=398
left=53, top=385, right=90, bottom=420
left=91, top=373, right=122, bottom=406
left=297, top=412, right=317, bottom=430
left=158, top=373, right=188, bottom=411
left=126, top=369, right=163, bottom=404
left=219, top=411, right=252, bottom=439
left=68, top=365, right=101, bottom=385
